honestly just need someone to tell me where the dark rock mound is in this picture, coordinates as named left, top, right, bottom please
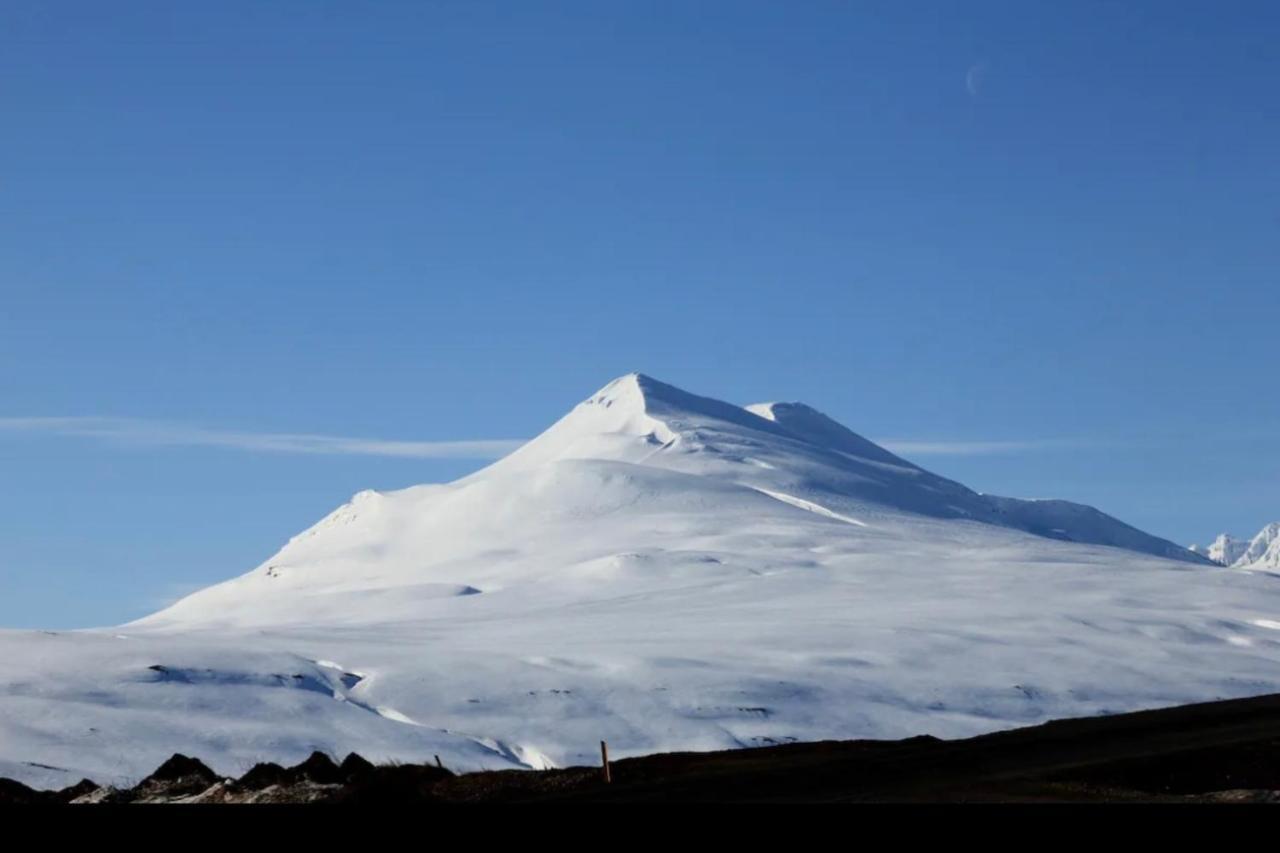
left=292, top=751, right=344, bottom=785
left=146, top=753, right=218, bottom=784
left=0, top=777, right=47, bottom=805
left=53, top=779, right=101, bottom=803
left=338, top=752, right=375, bottom=781
left=335, top=763, right=454, bottom=805
left=237, top=762, right=290, bottom=791
left=129, top=753, right=221, bottom=801
left=233, top=752, right=376, bottom=794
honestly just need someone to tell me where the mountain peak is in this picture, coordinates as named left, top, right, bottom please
left=1190, top=524, right=1280, bottom=568
left=444, top=372, right=1212, bottom=566
left=582, top=373, right=793, bottom=438
left=1240, top=523, right=1280, bottom=568
left=585, top=373, right=672, bottom=410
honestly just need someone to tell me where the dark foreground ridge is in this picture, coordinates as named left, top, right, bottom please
left=6, top=692, right=1280, bottom=803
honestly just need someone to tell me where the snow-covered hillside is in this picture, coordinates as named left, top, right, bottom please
left=1195, top=523, right=1280, bottom=570
left=5, top=373, right=1279, bottom=791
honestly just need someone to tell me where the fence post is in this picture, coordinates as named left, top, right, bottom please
left=600, top=740, right=611, bottom=784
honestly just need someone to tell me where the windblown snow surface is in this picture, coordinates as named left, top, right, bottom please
left=5, top=373, right=1280, bottom=790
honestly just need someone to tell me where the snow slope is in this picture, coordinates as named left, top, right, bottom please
left=6, top=373, right=1279, bottom=790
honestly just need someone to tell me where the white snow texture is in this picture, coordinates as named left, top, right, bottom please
left=1193, top=523, right=1280, bottom=570
left=3, top=373, right=1277, bottom=790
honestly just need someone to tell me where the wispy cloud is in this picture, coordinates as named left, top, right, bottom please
left=877, top=439, right=1093, bottom=457
left=0, top=416, right=525, bottom=460
left=0, top=416, right=1087, bottom=461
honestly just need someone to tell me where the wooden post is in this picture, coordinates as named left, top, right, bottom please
left=600, top=740, right=611, bottom=784
left=434, top=755, right=444, bottom=769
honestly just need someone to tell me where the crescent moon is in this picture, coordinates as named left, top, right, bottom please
left=966, top=62, right=987, bottom=97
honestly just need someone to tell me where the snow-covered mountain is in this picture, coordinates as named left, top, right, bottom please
left=1238, top=523, right=1280, bottom=569
left=5, top=373, right=1279, bottom=791
left=1195, top=523, right=1280, bottom=569
left=160, top=374, right=1206, bottom=622
left=1190, top=534, right=1251, bottom=566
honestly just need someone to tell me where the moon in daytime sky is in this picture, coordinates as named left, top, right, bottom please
left=966, top=62, right=988, bottom=97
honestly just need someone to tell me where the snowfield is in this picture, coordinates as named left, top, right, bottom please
left=4, top=373, right=1280, bottom=790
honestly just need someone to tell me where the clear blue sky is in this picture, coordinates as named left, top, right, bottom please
left=2, top=2, right=1278, bottom=628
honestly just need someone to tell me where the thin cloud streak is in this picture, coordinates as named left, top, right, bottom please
left=878, top=439, right=1094, bottom=457
left=0, top=416, right=526, bottom=460
left=0, top=416, right=1089, bottom=460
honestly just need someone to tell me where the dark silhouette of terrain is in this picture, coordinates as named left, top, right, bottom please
left=5, top=692, right=1280, bottom=803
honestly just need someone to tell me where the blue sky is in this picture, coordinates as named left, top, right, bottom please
left=2, top=2, right=1278, bottom=628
